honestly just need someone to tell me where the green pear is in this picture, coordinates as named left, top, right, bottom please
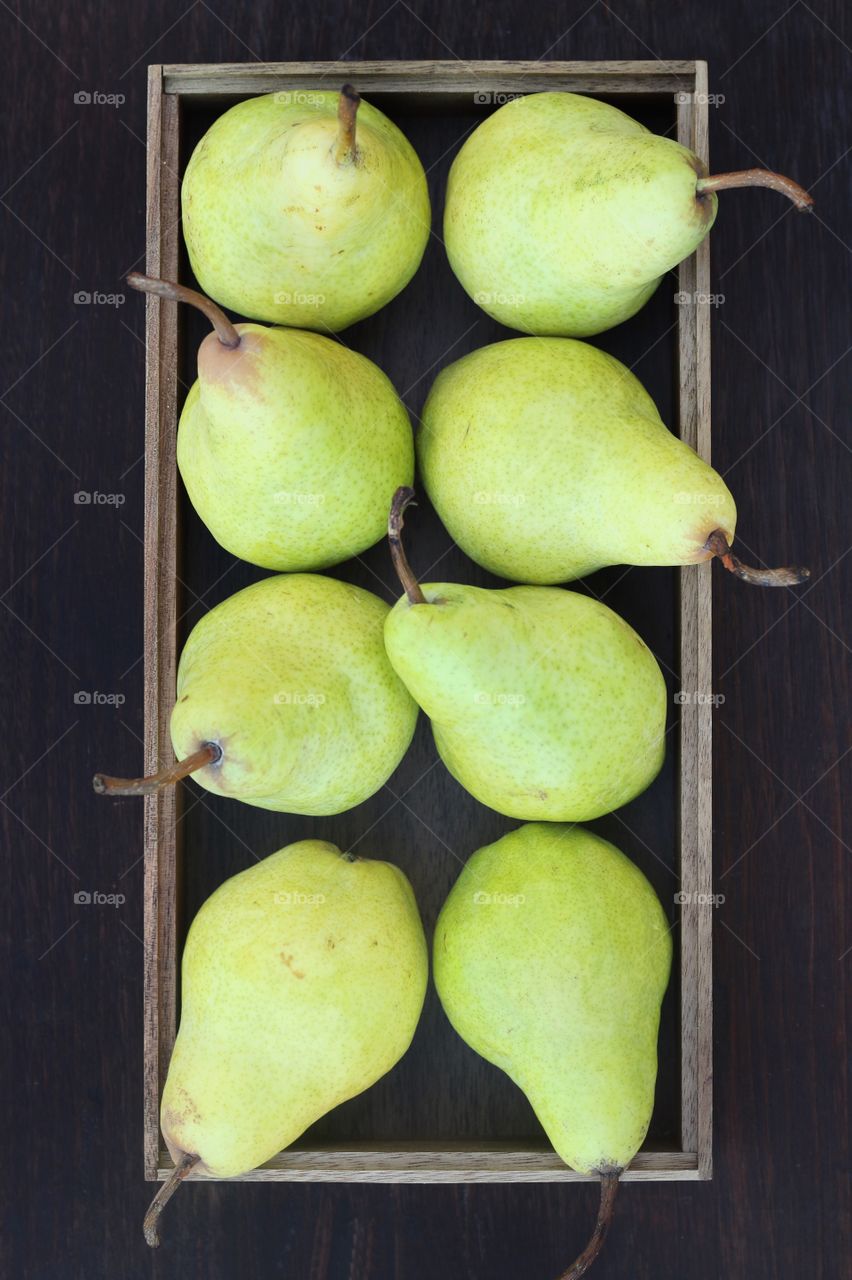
left=127, top=274, right=414, bottom=571
left=434, top=822, right=672, bottom=1274
left=182, top=86, right=430, bottom=331
left=94, top=573, right=417, bottom=815
left=145, top=838, right=428, bottom=1245
left=383, top=491, right=666, bottom=821
left=444, top=91, right=812, bottom=336
left=419, top=338, right=807, bottom=587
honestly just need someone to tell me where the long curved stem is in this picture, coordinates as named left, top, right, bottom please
left=705, top=530, right=810, bottom=587
left=127, top=273, right=241, bottom=348
left=696, top=169, right=813, bottom=211
left=389, top=487, right=427, bottom=605
left=556, top=1173, right=620, bottom=1280
left=335, top=84, right=360, bottom=166
left=143, top=1152, right=200, bottom=1247
left=93, top=742, right=222, bottom=797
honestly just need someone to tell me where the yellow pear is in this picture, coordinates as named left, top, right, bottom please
left=445, top=91, right=812, bottom=336
left=94, top=573, right=417, bottom=815
left=127, top=273, right=414, bottom=571
left=419, top=339, right=807, bottom=587
left=434, top=822, right=672, bottom=1276
left=145, top=839, right=428, bottom=1245
left=383, top=490, right=666, bottom=822
left=182, top=86, right=430, bottom=330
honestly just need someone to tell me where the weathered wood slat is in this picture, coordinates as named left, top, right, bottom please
left=162, top=59, right=699, bottom=97
left=142, top=64, right=182, bottom=1182
left=676, top=61, right=713, bottom=1183
left=158, top=1145, right=700, bottom=1183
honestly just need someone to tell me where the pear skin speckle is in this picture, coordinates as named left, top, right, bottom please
left=181, top=326, right=414, bottom=573
left=182, top=92, right=430, bottom=331
left=445, top=92, right=717, bottom=336
left=434, top=823, right=672, bottom=1173
left=419, top=337, right=736, bottom=583
left=170, top=574, right=417, bottom=814
left=162, top=841, right=428, bottom=1178
left=384, top=582, right=666, bottom=821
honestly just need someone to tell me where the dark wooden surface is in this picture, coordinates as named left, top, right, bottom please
left=2, top=4, right=849, bottom=1279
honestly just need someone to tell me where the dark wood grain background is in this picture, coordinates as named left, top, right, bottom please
left=2, top=4, right=849, bottom=1278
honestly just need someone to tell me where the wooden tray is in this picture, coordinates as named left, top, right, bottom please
left=141, top=60, right=712, bottom=1184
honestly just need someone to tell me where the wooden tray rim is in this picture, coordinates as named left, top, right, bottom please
left=142, top=58, right=713, bottom=1183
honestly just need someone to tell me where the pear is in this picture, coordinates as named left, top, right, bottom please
left=127, top=273, right=414, bottom=571
left=94, top=573, right=417, bottom=814
left=383, top=490, right=666, bottom=821
left=144, top=838, right=428, bottom=1245
left=182, top=85, right=430, bottom=331
left=434, top=822, right=672, bottom=1277
left=444, top=91, right=812, bottom=336
left=419, top=337, right=808, bottom=586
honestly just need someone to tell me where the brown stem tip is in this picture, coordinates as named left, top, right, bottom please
left=127, top=273, right=241, bottom=348
left=705, top=530, right=810, bottom=588
left=143, top=1152, right=200, bottom=1248
left=696, top=169, right=814, bottom=211
left=556, top=1172, right=621, bottom=1280
left=388, top=487, right=427, bottom=606
left=93, top=742, right=222, bottom=797
left=335, top=84, right=360, bottom=166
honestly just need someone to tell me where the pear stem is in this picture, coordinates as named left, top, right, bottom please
left=93, top=742, right=222, bottom=797
left=143, top=1152, right=200, bottom=1247
left=126, top=273, right=241, bottom=349
left=556, top=1172, right=620, bottom=1280
left=705, top=530, right=810, bottom=587
left=334, top=84, right=360, bottom=166
left=696, top=169, right=813, bottom=211
left=389, top=487, right=427, bottom=606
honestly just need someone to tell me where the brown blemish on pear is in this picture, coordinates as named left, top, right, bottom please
left=197, top=327, right=267, bottom=392
left=162, top=1091, right=201, bottom=1140
left=280, top=951, right=305, bottom=979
